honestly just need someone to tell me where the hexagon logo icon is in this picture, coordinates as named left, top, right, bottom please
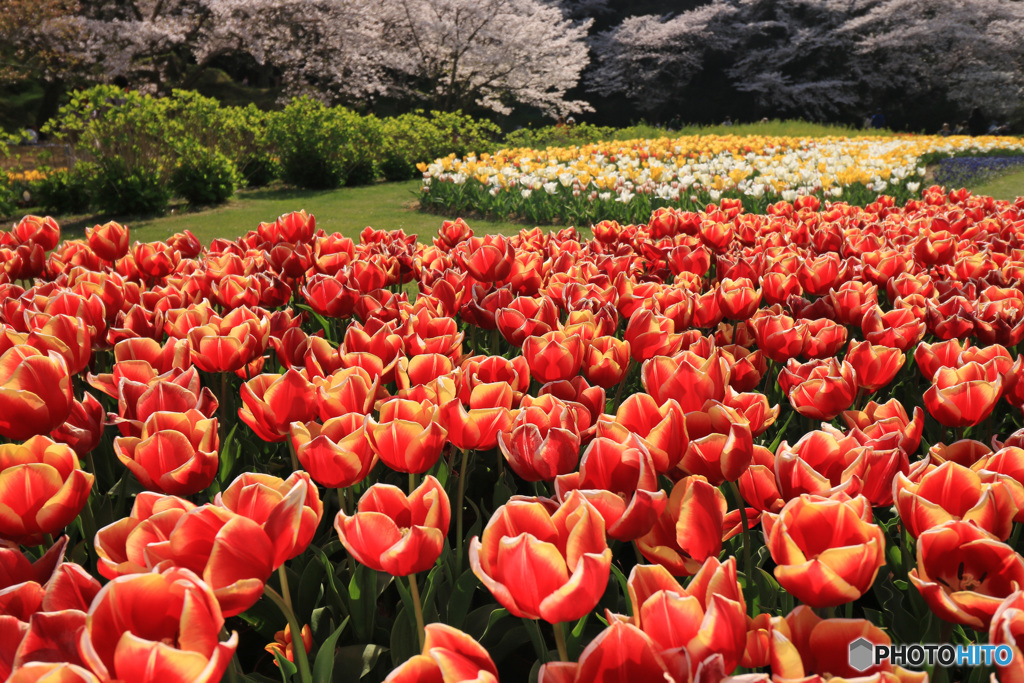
left=849, top=637, right=875, bottom=672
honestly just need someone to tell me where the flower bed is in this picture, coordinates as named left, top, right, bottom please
left=2, top=185, right=1024, bottom=681
left=418, top=134, right=1024, bottom=225
left=933, top=155, right=1024, bottom=189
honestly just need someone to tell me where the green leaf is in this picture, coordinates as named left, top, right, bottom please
left=609, top=565, right=631, bottom=616
left=298, top=557, right=327, bottom=623
left=446, top=569, right=481, bottom=627
left=312, top=617, right=349, bottom=683
left=346, top=563, right=377, bottom=643
left=335, top=644, right=387, bottom=682
left=389, top=605, right=419, bottom=668
left=272, top=650, right=298, bottom=683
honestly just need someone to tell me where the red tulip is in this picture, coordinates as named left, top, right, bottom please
left=844, top=340, right=904, bottom=393
left=841, top=399, right=924, bottom=455
left=0, top=436, right=94, bottom=544
left=750, top=313, right=807, bottom=363
left=990, top=591, right=1024, bottom=683
left=554, top=435, right=667, bottom=541
left=469, top=492, right=612, bottom=623
left=924, top=361, right=1002, bottom=427
left=239, top=369, right=318, bottom=442
left=538, top=621, right=689, bottom=683
left=625, top=558, right=746, bottom=674
left=678, top=404, right=754, bottom=485
left=582, top=336, right=631, bottom=389
left=861, top=305, right=925, bottom=351
left=780, top=358, right=858, bottom=421
left=596, top=393, right=687, bottom=474
left=215, top=471, right=323, bottom=567
left=0, top=347, right=74, bottom=441
left=49, top=392, right=105, bottom=458
left=498, top=397, right=580, bottom=481
left=366, top=399, right=448, bottom=474
left=522, top=331, right=584, bottom=383
left=910, top=520, right=1024, bottom=630
left=894, top=460, right=1018, bottom=540
left=335, top=475, right=450, bottom=576
left=766, top=606, right=908, bottom=680
left=265, top=624, right=312, bottom=670
left=440, top=384, right=516, bottom=452
left=86, top=221, right=129, bottom=261
left=113, top=410, right=218, bottom=496
left=77, top=566, right=237, bottom=683
left=636, top=476, right=726, bottom=576
left=623, top=309, right=681, bottom=363
left=289, top=414, right=377, bottom=489
left=13, top=216, right=60, bottom=251
left=641, top=350, right=730, bottom=413
left=455, top=235, right=514, bottom=283
left=717, top=278, right=761, bottom=320
left=764, top=495, right=884, bottom=607
left=187, top=306, right=270, bottom=375
left=385, top=623, right=498, bottom=683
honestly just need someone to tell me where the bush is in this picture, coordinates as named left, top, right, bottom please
left=31, top=167, right=92, bottom=215
left=270, top=98, right=384, bottom=190
left=87, top=160, right=171, bottom=216
left=173, top=146, right=240, bottom=206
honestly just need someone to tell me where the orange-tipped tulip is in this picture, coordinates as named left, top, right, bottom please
left=335, top=475, right=450, bottom=576
left=764, top=494, right=884, bottom=608
left=0, top=436, right=94, bottom=545
left=113, top=409, right=218, bottom=496
left=239, top=368, right=319, bottom=443
left=635, top=475, right=726, bottom=576
left=289, top=414, right=377, bottom=489
left=77, top=566, right=237, bottom=683
left=0, top=347, right=74, bottom=441
left=469, top=492, right=612, bottom=623
left=910, top=520, right=1024, bottom=630
left=367, top=399, right=448, bottom=474
left=554, top=435, right=667, bottom=541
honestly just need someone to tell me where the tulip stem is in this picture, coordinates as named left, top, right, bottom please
left=612, top=360, right=630, bottom=412
left=728, top=481, right=754, bottom=598
left=409, top=471, right=418, bottom=494
left=287, top=438, right=299, bottom=472
left=264, top=585, right=312, bottom=683
left=456, top=448, right=470, bottom=576
left=553, top=621, right=569, bottom=662
left=278, top=565, right=295, bottom=615
left=524, top=619, right=549, bottom=663
left=409, top=573, right=426, bottom=651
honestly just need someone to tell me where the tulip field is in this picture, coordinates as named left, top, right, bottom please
left=4, top=183, right=1024, bottom=683
left=418, top=133, right=1024, bottom=226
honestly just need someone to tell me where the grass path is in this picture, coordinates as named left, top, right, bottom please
left=971, top=169, right=1024, bottom=202
left=51, top=180, right=558, bottom=244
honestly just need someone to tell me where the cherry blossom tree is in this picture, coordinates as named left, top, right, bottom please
left=841, top=0, right=1024, bottom=117
left=586, top=4, right=736, bottom=112
left=370, top=0, right=593, bottom=115
left=51, top=0, right=593, bottom=115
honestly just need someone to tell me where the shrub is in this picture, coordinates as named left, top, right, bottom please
left=172, top=146, right=240, bottom=206
left=270, top=98, right=384, bottom=190
left=87, top=160, right=171, bottom=216
left=32, top=167, right=92, bottom=215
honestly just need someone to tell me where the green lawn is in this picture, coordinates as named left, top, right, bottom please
left=50, top=180, right=559, bottom=245
left=971, top=169, right=1024, bottom=202
left=33, top=166, right=1024, bottom=248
